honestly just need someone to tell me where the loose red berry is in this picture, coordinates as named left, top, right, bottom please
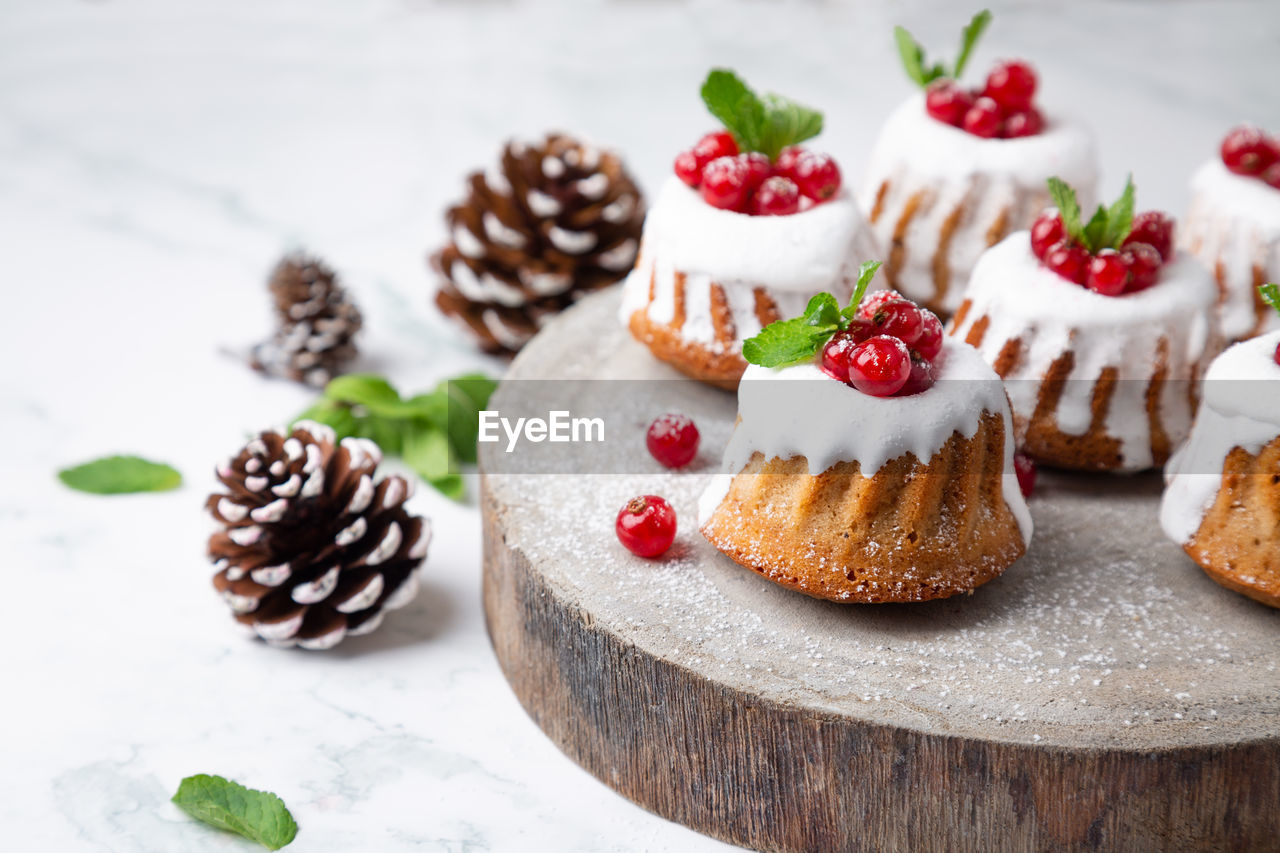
left=1030, top=212, right=1065, bottom=259
left=695, top=131, right=738, bottom=163
left=1221, top=125, right=1277, bottom=176
left=792, top=152, right=842, bottom=201
left=856, top=289, right=906, bottom=320
left=774, top=146, right=804, bottom=179
left=646, top=413, right=700, bottom=469
left=983, top=60, right=1038, bottom=112
left=739, top=152, right=771, bottom=192
left=616, top=495, right=677, bottom=558
left=963, top=97, right=1003, bottom=139
left=914, top=310, right=945, bottom=361
left=1124, top=242, right=1163, bottom=293
left=899, top=352, right=936, bottom=396
left=700, top=156, right=749, bottom=211
left=751, top=176, right=801, bottom=216
left=1002, top=108, right=1043, bottom=138
left=925, top=79, right=974, bottom=127
left=872, top=299, right=924, bottom=347
left=1014, top=453, right=1037, bottom=498
left=848, top=335, right=912, bottom=397
left=674, top=150, right=702, bottom=187
left=1043, top=240, right=1090, bottom=285
left=1124, top=211, right=1175, bottom=261
left=1263, top=162, right=1280, bottom=191
left=1087, top=249, right=1132, bottom=296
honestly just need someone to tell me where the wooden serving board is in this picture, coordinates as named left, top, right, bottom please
left=480, top=288, right=1280, bottom=853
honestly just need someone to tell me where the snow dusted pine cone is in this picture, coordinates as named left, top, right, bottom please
left=206, top=421, right=429, bottom=650
left=250, top=253, right=363, bottom=387
left=432, top=132, right=645, bottom=355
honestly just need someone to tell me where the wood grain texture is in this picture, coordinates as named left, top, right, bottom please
left=480, top=289, right=1280, bottom=852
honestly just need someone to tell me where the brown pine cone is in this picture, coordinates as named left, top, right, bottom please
left=251, top=254, right=363, bottom=387
left=431, top=132, right=645, bottom=355
left=207, top=421, right=429, bottom=650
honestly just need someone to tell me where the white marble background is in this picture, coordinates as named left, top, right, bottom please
left=2, top=0, right=1277, bottom=850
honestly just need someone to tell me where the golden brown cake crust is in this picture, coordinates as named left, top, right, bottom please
left=1184, top=438, right=1280, bottom=609
left=627, top=308, right=745, bottom=391
left=700, top=412, right=1027, bottom=603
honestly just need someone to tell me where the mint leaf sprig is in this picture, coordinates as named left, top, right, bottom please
left=895, top=9, right=992, bottom=88
left=294, top=372, right=497, bottom=501
left=742, top=261, right=882, bottom=368
left=1261, top=283, right=1280, bottom=316
left=700, top=69, right=823, bottom=162
left=172, top=774, right=297, bottom=850
left=1047, top=175, right=1137, bottom=255
left=58, top=455, right=182, bottom=495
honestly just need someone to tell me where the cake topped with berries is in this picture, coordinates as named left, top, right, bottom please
left=698, top=262, right=1031, bottom=604
left=622, top=69, right=880, bottom=389
left=950, top=177, right=1220, bottom=472
left=1182, top=125, right=1280, bottom=341
left=862, top=10, right=1098, bottom=316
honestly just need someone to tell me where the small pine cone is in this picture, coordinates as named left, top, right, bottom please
left=431, top=132, right=645, bottom=355
left=207, top=421, right=429, bottom=650
left=251, top=254, right=363, bottom=387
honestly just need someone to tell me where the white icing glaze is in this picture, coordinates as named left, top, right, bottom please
left=951, top=233, right=1219, bottom=470
left=1181, top=158, right=1280, bottom=340
left=697, top=337, right=1032, bottom=545
left=1160, top=330, right=1280, bottom=544
left=621, top=176, right=880, bottom=353
left=861, top=94, right=1099, bottom=313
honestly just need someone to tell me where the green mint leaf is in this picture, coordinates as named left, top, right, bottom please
left=757, top=94, right=824, bottom=161
left=446, top=373, right=498, bottom=413
left=894, top=26, right=931, bottom=88
left=802, top=292, right=842, bottom=329
left=1260, top=283, right=1280, bottom=315
left=293, top=399, right=360, bottom=443
left=402, top=427, right=463, bottom=498
left=742, top=317, right=837, bottom=368
left=1100, top=175, right=1136, bottom=250
left=1082, top=205, right=1110, bottom=254
left=700, top=69, right=766, bottom=153
left=844, top=260, right=884, bottom=317
left=58, top=456, right=181, bottom=495
left=952, top=9, right=993, bottom=80
left=322, top=373, right=402, bottom=416
left=172, top=774, right=297, bottom=850
left=1047, top=177, right=1085, bottom=245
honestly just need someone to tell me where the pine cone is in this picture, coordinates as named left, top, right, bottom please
left=251, top=254, right=363, bottom=387
left=206, top=421, right=429, bottom=650
left=431, top=132, right=645, bottom=355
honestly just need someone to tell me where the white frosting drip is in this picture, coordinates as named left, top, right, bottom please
left=862, top=94, right=1099, bottom=313
left=1160, top=331, right=1280, bottom=544
left=698, top=338, right=1032, bottom=545
left=1182, top=158, right=1280, bottom=340
left=951, top=233, right=1219, bottom=470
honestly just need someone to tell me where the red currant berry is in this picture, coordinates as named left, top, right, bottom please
left=751, top=176, right=801, bottom=216
left=984, top=60, right=1038, bottom=112
left=616, top=495, right=677, bottom=558
left=925, top=79, right=974, bottom=127
left=1124, top=211, right=1175, bottom=261
left=1014, top=453, right=1037, bottom=498
left=674, top=150, right=702, bottom=187
left=1002, top=108, right=1043, bottom=138
left=1043, top=240, right=1090, bottom=285
left=700, top=156, right=749, bottom=211
left=856, top=289, right=905, bottom=320
left=1221, top=125, right=1277, bottom=176
left=695, top=131, right=738, bottom=162
left=1124, top=242, right=1163, bottom=293
left=914, top=309, right=945, bottom=361
left=774, top=146, right=804, bottom=179
left=848, top=335, right=912, bottom=397
left=1030, top=212, right=1065, bottom=259
left=962, top=97, right=1003, bottom=139
left=1274, top=340, right=1280, bottom=367
left=871, top=299, right=924, bottom=347
left=1263, top=162, right=1280, bottom=191
left=1087, top=249, right=1132, bottom=297
left=792, top=152, right=842, bottom=201
left=820, top=330, right=860, bottom=383
left=646, top=413, right=700, bottom=469
left=899, top=352, right=936, bottom=396
left=739, top=152, right=771, bottom=192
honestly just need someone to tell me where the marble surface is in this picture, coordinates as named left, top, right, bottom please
left=1, top=1, right=1276, bottom=850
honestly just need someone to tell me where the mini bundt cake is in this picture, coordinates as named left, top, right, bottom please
left=1160, top=327, right=1280, bottom=608
left=1181, top=126, right=1280, bottom=341
left=863, top=12, right=1098, bottom=316
left=699, top=277, right=1031, bottom=604
left=622, top=69, right=879, bottom=389
left=949, top=180, right=1219, bottom=472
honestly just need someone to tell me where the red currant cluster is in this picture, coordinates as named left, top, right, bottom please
left=674, top=131, right=842, bottom=215
left=1220, top=125, right=1280, bottom=190
left=925, top=60, right=1042, bottom=139
left=1030, top=210, right=1175, bottom=296
left=820, top=292, right=944, bottom=398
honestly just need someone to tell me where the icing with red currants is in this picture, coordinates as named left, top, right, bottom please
left=1220, top=125, right=1280, bottom=190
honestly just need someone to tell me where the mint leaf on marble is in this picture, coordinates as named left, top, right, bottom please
left=744, top=261, right=884, bottom=368
left=172, top=774, right=297, bottom=850
left=700, top=69, right=824, bottom=161
left=1260, top=283, right=1280, bottom=315
left=57, top=455, right=182, bottom=495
